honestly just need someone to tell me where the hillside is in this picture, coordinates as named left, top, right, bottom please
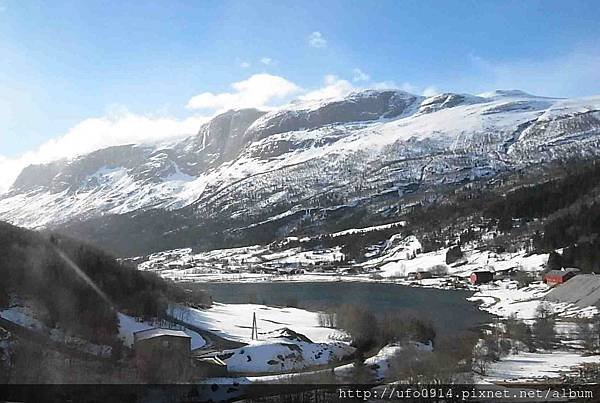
left=0, top=221, right=209, bottom=346
left=0, top=89, right=599, bottom=256
left=130, top=158, right=600, bottom=284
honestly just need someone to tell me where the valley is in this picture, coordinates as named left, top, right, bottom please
left=4, top=2, right=600, bottom=401
left=2, top=89, right=600, bottom=401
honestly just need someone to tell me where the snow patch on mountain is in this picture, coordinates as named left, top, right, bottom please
left=0, top=90, right=599, bottom=232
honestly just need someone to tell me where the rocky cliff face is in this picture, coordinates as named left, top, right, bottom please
left=1, top=89, right=599, bottom=255
left=244, top=90, right=420, bottom=142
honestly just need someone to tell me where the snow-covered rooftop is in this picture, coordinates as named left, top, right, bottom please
left=133, top=328, right=191, bottom=342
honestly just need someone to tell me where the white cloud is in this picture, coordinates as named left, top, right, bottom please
left=186, top=73, right=301, bottom=112
left=240, top=61, right=251, bottom=68
left=299, top=75, right=356, bottom=101
left=1, top=71, right=412, bottom=193
left=352, top=68, right=370, bottom=82
left=0, top=112, right=209, bottom=193
left=308, top=31, right=327, bottom=48
left=422, top=86, right=440, bottom=97
left=260, top=57, right=273, bottom=65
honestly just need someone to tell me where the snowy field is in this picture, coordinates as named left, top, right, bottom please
left=169, top=303, right=347, bottom=344
left=469, top=279, right=598, bottom=320
left=215, top=328, right=354, bottom=374
left=166, top=303, right=355, bottom=374
left=202, top=341, right=431, bottom=384
left=376, top=246, right=548, bottom=280
left=481, top=351, right=600, bottom=383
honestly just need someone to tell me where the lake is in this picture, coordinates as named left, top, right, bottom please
left=186, top=281, right=492, bottom=336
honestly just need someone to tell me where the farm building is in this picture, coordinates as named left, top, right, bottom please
left=134, top=328, right=191, bottom=381
left=543, top=268, right=578, bottom=285
left=470, top=270, right=494, bottom=285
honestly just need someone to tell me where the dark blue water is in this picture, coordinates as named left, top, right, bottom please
left=187, top=281, right=491, bottom=335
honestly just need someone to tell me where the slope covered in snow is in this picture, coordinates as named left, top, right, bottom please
left=215, top=328, right=354, bottom=374
left=168, top=303, right=346, bottom=344
left=1, top=89, right=599, bottom=256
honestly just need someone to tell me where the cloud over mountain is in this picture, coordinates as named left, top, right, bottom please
left=0, top=111, right=208, bottom=192
left=186, top=74, right=301, bottom=112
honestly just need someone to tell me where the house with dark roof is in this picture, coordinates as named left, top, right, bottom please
left=133, top=328, right=191, bottom=381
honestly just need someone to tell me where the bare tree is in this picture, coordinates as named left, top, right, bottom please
left=505, top=314, right=535, bottom=353
left=514, top=270, right=534, bottom=289
left=533, top=303, right=555, bottom=350
left=472, top=331, right=504, bottom=376
left=318, top=311, right=336, bottom=328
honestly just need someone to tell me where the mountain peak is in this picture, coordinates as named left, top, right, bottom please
left=245, top=89, right=421, bottom=141
left=478, top=89, right=539, bottom=99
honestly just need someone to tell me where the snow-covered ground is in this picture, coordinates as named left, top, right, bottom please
left=376, top=246, right=548, bottom=280
left=0, top=305, right=113, bottom=357
left=168, top=303, right=347, bottom=344
left=469, top=280, right=599, bottom=320
left=363, top=341, right=433, bottom=382
left=166, top=302, right=355, bottom=374
left=135, top=231, right=549, bottom=289
left=469, top=279, right=600, bottom=386
left=116, top=313, right=154, bottom=346
left=202, top=340, right=431, bottom=385
left=481, top=351, right=600, bottom=383
left=0, top=306, right=208, bottom=355
left=215, top=328, right=354, bottom=374
left=3, top=90, right=599, bottom=231
left=134, top=232, right=600, bottom=386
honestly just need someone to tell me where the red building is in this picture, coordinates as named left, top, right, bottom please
left=470, top=270, right=494, bottom=285
left=543, top=269, right=577, bottom=285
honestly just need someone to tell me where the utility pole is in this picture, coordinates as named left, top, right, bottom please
left=251, top=312, right=258, bottom=340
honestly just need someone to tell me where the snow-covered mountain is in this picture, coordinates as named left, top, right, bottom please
left=1, top=89, right=599, bottom=255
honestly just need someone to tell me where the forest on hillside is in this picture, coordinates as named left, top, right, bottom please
left=0, top=221, right=210, bottom=346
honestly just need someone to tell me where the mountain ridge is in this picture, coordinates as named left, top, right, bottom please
left=1, top=88, right=600, bottom=255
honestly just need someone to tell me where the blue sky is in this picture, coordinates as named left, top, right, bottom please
left=1, top=0, right=599, bottom=190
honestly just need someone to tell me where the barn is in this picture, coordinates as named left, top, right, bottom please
left=470, top=270, right=494, bottom=285
left=134, top=328, right=191, bottom=381
left=543, top=269, right=578, bottom=285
